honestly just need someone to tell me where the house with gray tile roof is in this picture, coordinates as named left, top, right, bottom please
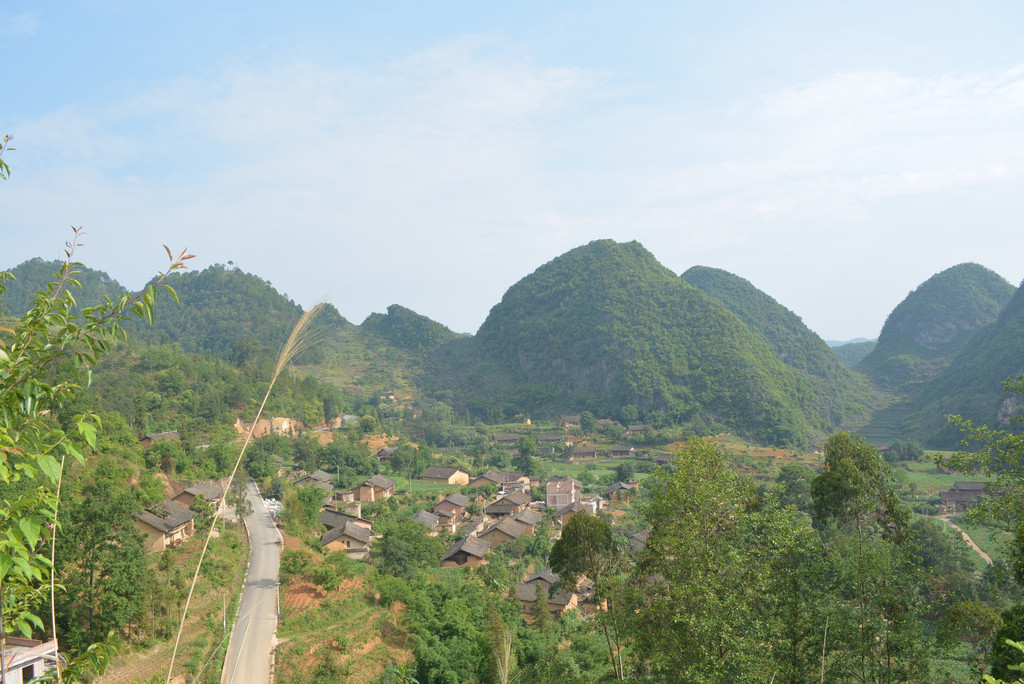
left=134, top=500, right=195, bottom=552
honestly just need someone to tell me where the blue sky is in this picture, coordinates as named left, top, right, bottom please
left=3, top=1, right=1023, bottom=340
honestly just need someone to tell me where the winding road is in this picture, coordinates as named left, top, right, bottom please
left=938, top=514, right=994, bottom=566
left=221, top=481, right=282, bottom=684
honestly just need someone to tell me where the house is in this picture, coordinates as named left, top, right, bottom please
left=461, top=515, right=486, bottom=537
left=322, top=521, right=373, bottom=560
left=546, top=476, right=581, bottom=508
left=355, top=474, right=395, bottom=502
left=319, top=508, right=372, bottom=531
left=485, top=491, right=532, bottom=518
left=939, top=481, right=992, bottom=514
left=492, top=433, right=521, bottom=445
left=134, top=499, right=195, bottom=552
left=421, top=465, right=471, bottom=486
left=140, top=430, right=180, bottom=448
left=625, top=424, right=651, bottom=438
left=479, top=518, right=531, bottom=546
left=652, top=453, right=675, bottom=466
left=570, top=446, right=598, bottom=461
left=515, top=568, right=579, bottom=618
left=173, top=480, right=226, bottom=509
left=411, top=509, right=440, bottom=534
left=561, top=416, right=582, bottom=428
left=538, top=433, right=564, bottom=445
left=516, top=582, right=578, bottom=618
left=610, top=445, right=635, bottom=458
left=0, top=637, right=65, bottom=683
left=469, top=470, right=531, bottom=491
left=296, top=469, right=334, bottom=489
left=376, top=446, right=397, bottom=463
left=442, top=536, right=491, bottom=568
left=629, top=528, right=651, bottom=554
left=605, top=481, right=637, bottom=501
left=554, top=501, right=588, bottom=527
left=513, top=508, right=544, bottom=533
left=434, top=493, right=471, bottom=521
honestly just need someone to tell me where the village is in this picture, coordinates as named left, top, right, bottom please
left=110, top=400, right=1006, bottom=684
left=131, top=414, right=656, bottom=618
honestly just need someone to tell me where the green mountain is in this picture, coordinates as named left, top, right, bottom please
left=681, top=266, right=875, bottom=427
left=0, top=258, right=128, bottom=316
left=901, top=279, right=1024, bottom=447
left=424, top=240, right=832, bottom=446
left=856, top=263, right=1014, bottom=390
left=831, top=340, right=876, bottom=366
left=126, top=264, right=351, bottom=361
left=361, top=304, right=459, bottom=352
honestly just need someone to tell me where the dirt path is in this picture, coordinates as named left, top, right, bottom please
left=938, top=515, right=993, bottom=566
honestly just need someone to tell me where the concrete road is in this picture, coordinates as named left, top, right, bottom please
left=221, top=481, right=282, bottom=684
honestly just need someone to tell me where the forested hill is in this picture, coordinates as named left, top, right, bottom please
left=831, top=340, right=876, bottom=366
left=424, top=240, right=830, bottom=446
left=361, top=304, right=460, bottom=351
left=901, top=278, right=1024, bottom=447
left=856, top=263, right=1014, bottom=390
left=126, top=265, right=351, bottom=361
left=0, top=258, right=128, bottom=315
left=681, top=265, right=875, bottom=427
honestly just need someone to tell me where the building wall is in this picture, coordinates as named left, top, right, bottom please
left=324, top=538, right=370, bottom=560
left=442, top=553, right=486, bottom=568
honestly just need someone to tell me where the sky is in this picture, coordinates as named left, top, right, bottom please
left=2, top=1, right=1023, bottom=341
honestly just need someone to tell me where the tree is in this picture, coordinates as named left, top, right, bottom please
left=513, top=435, right=539, bottom=476
left=53, top=469, right=149, bottom=652
left=946, top=376, right=1024, bottom=579
left=188, top=495, right=216, bottom=533
left=0, top=214, right=190, bottom=675
left=811, top=431, right=909, bottom=539
left=810, top=433, right=926, bottom=683
left=579, top=411, right=596, bottom=434
left=946, top=376, right=1024, bottom=675
left=531, top=582, right=551, bottom=632
left=228, top=476, right=254, bottom=521
left=939, top=600, right=1001, bottom=679
left=774, top=463, right=815, bottom=512
left=377, top=518, right=445, bottom=580
left=613, top=461, right=635, bottom=483
left=626, top=438, right=821, bottom=682
left=550, top=513, right=626, bottom=679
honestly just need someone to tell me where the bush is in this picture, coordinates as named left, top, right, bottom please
left=280, top=549, right=313, bottom=580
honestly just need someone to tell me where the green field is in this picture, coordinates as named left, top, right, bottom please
left=899, top=460, right=987, bottom=496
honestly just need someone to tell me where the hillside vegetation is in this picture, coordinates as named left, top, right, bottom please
left=901, top=279, right=1024, bottom=446
left=5, top=246, right=1023, bottom=451
left=0, top=258, right=127, bottom=315
left=681, top=265, right=876, bottom=427
left=424, top=240, right=828, bottom=446
left=832, top=340, right=876, bottom=366
left=361, top=304, right=460, bottom=352
left=857, top=263, right=1014, bottom=391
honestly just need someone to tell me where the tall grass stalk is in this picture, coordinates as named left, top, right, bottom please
left=49, top=450, right=68, bottom=683
left=166, top=300, right=326, bottom=683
